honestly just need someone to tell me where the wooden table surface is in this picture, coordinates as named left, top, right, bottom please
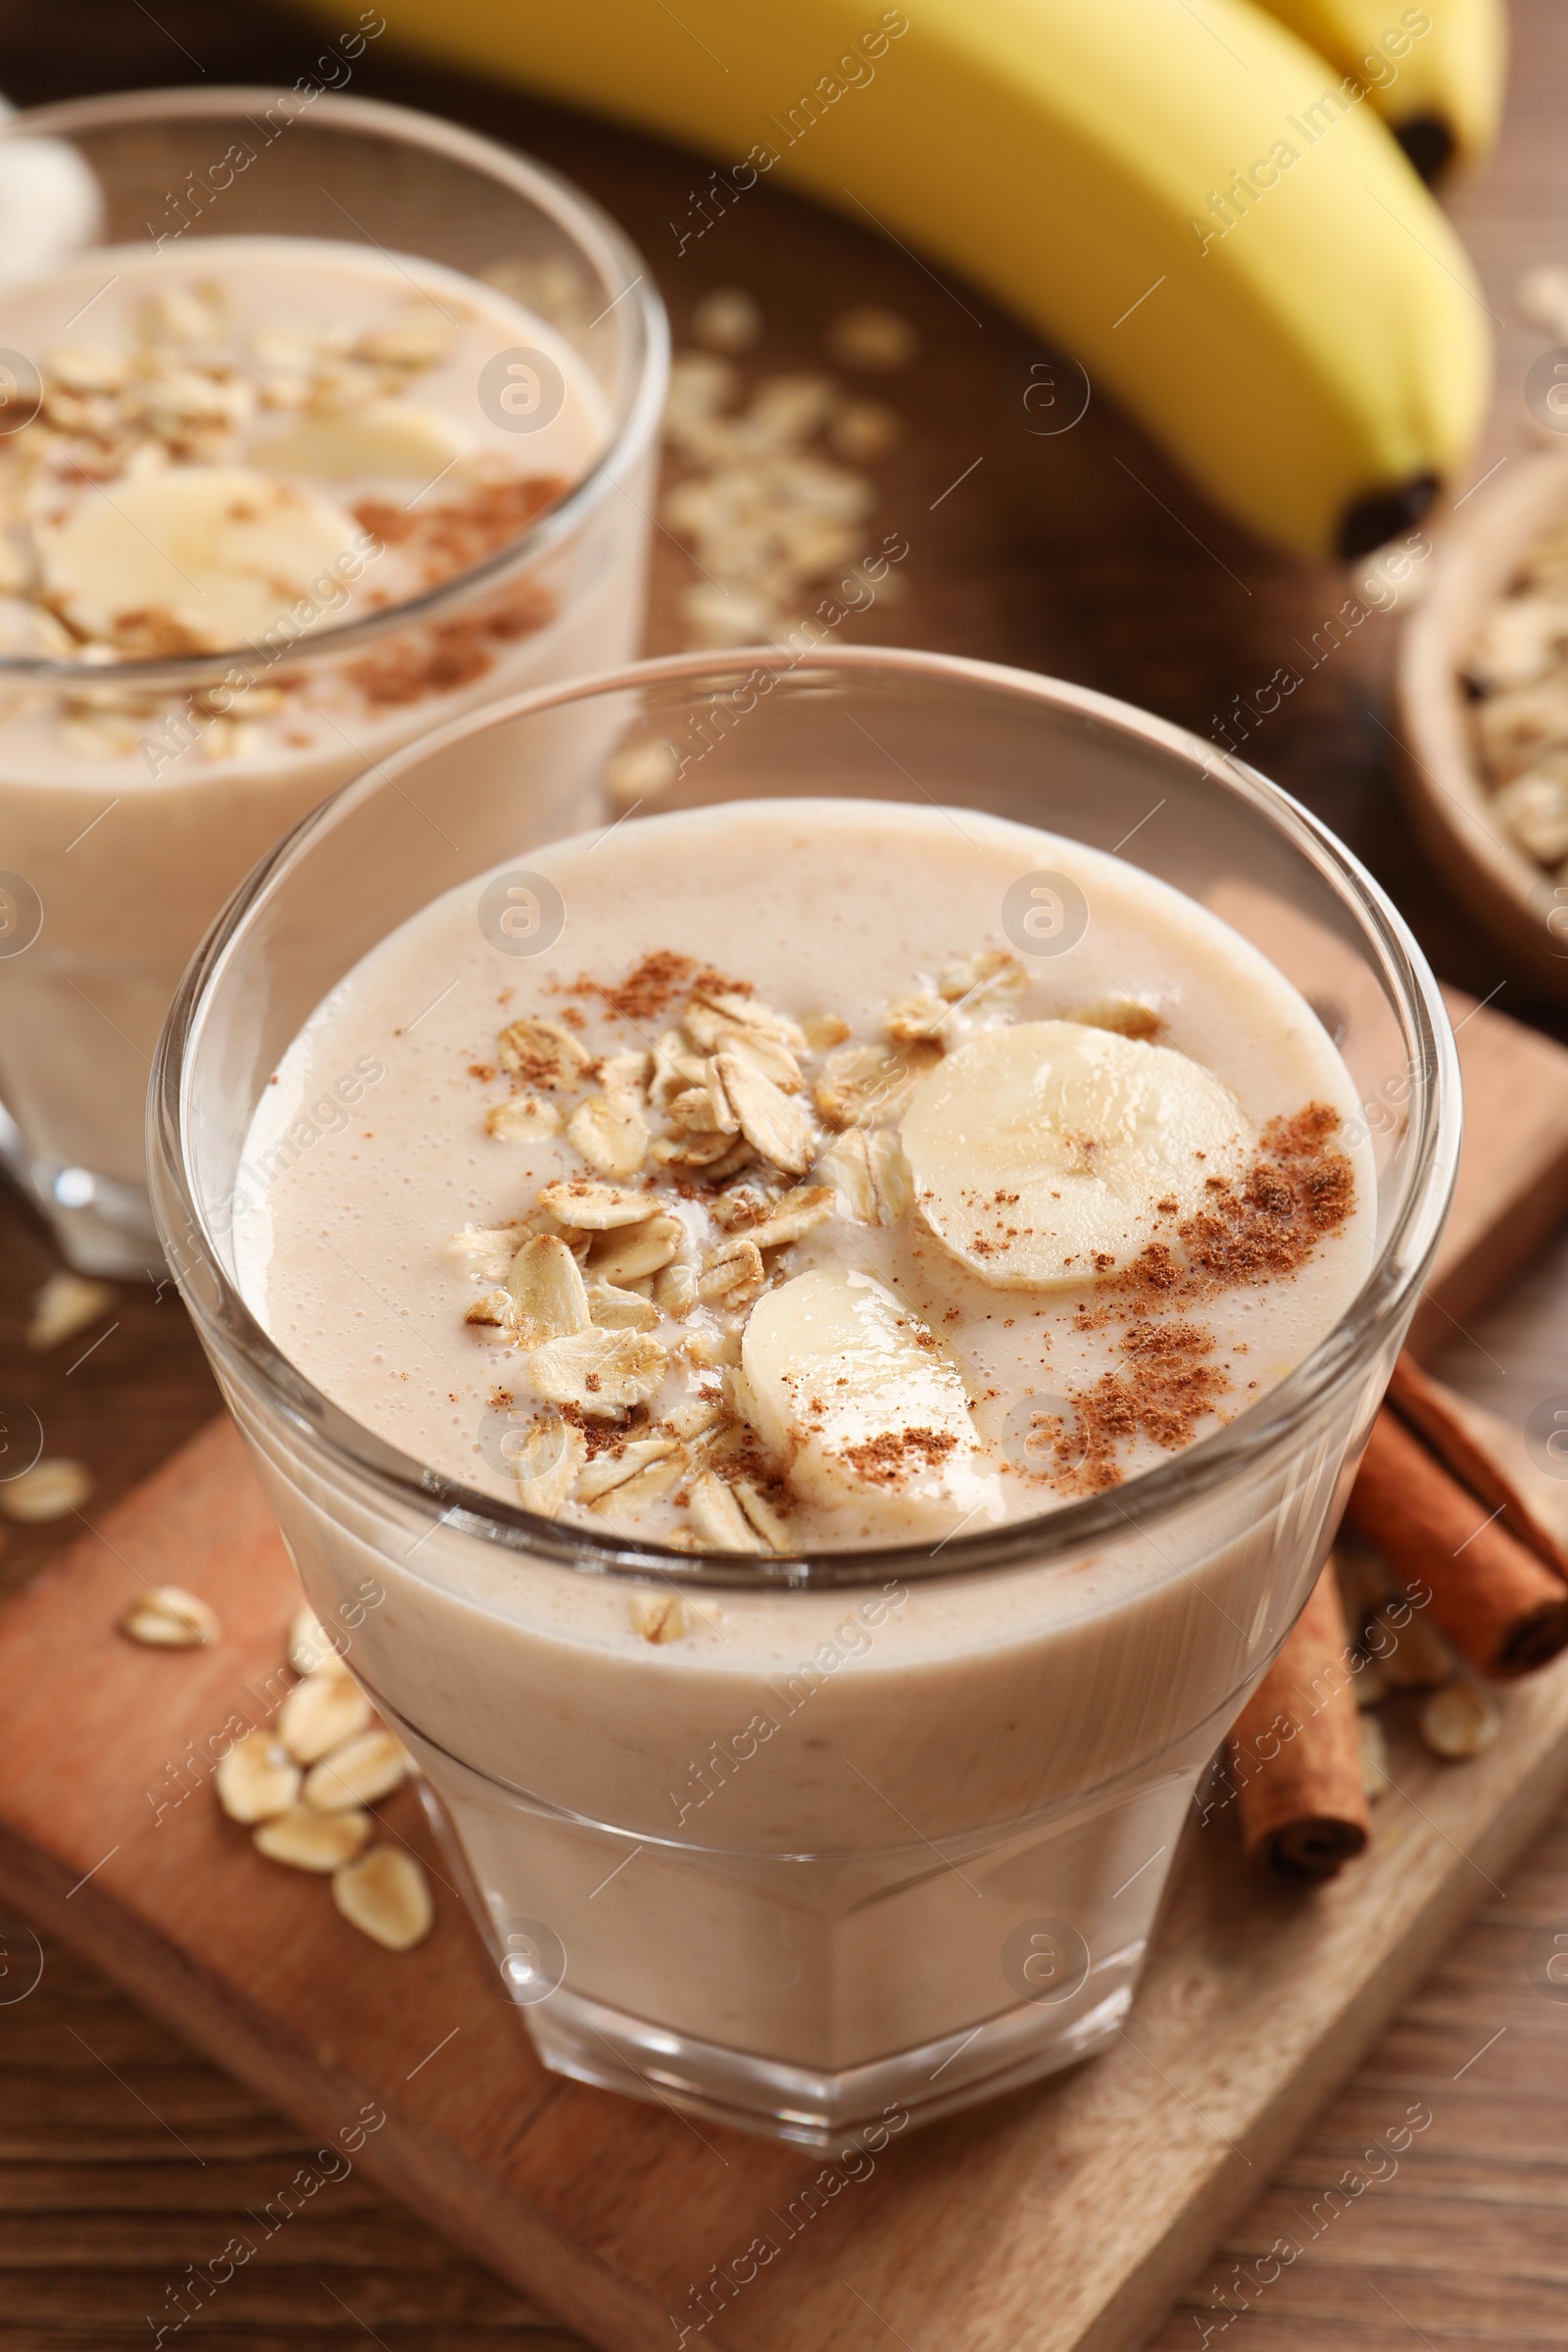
left=2, top=1, right=1565, bottom=2343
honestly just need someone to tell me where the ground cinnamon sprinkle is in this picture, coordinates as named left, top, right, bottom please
left=347, top=584, right=556, bottom=709
left=1088, top=1102, right=1354, bottom=1324
left=560, top=1401, right=635, bottom=1459
left=1050, top=1320, right=1230, bottom=1496
left=1043, top=1102, right=1354, bottom=1495
left=840, top=1427, right=958, bottom=1487
left=572, top=951, right=697, bottom=1023
left=1177, top=1104, right=1353, bottom=1290
left=571, top=952, right=748, bottom=1025
left=354, top=476, right=567, bottom=582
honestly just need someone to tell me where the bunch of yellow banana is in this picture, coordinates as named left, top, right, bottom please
left=309, top=0, right=1502, bottom=561
left=1252, top=0, right=1503, bottom=178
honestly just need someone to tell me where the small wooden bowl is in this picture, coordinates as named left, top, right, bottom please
left=1396, top=449, right=1568, bottom=1003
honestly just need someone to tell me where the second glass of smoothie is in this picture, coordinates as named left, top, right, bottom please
left=0, top=87, right=666, bottom=1271
left=151, top=647, right=1459, bottom=2146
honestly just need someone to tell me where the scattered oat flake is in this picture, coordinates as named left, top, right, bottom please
left=0, top=1458, right=93, bottom=1523
left=687, top=1472, right=764, bottom=1552
left=1071, top=995, right=1164, bottom=1043
left=679, top=581, right=771, bottom=647
left=26, top=1271, right=114, bottom=1352
left=817, top=1129, right=915, bottom=1223
left=487, top=1095, right=564, bottom=1141
left=600, top=1050, right=652, bottom=1093
left=528, top=1326, right=668, bottom=1414
left=497, top=1015, right=591, bottom=1089
left=332, top=1845, right=434, bottom=1951
left=611, top=1448, right=691, bottom=1514
left=355, top=318, right=452, bottom=368
left=255, top=1804, right=373, bottom=1873
left=667, top=1063, right=739, bottom=1137
left=654, top=1260, right=699, bottom=1316
left=1420, top=1680, right=1501, bottom=1760
left=747, top=1184, right=836, bottom=1250
left=882, top=992, right=949, bottom=1045
left=303, top=1728, right=411, bottom=1812
left=630, top=1590, right=690, bottom=1642
left=714, top=1052, right=815, bottom=1174
left=699, top=1236, right=766, bottom=1307
left=288, top=1603, right=352, bottom=1678
left=733, top=1480, right=794, bottom=1555
left=568, top=1089, right=651, bottom=1180
left=120, top=1585, right=220, bottom=1649
left=507, top=1234, right=592, bottom=1347
left=447, top=1225, right=524, bottom=1281
left=278, top=1669, right=373, bottom=1764
left=682, top=1327, right=735, bottom=1371
left=693, top=288, right=762, bottom=354
left=466, top=1288, right=515, bottom=1331
left=826, top=306, right=918, bottom=371
left=588, top=1214, right=684, bottom=1285
left=537, top=1179, right=662, bottom=1230
left=713, top=1029, right=805, bottom=1093
left=814, top=1040, right=938, bottom=1129
left=688, top=990, right=808, bottom=1053
left=829, top=398, right=902, bottom=464
left=514, top=1418, right=589, bottom=1515
left=587, top=1280, right=661, bottom=1332
left=606, top=738, right=681, bottom=806
left=938, top=949, right=1024, bottom=1004
left=578, top=1438, right=684, bottom=1506
left=216, top=1733, right=301, bottom=1825
left=817, top=1130, right=880, bottom=1223
left=1358, top=1712, right=1391, bottom=1799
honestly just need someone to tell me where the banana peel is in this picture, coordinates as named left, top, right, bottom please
left=1248, top=0, right=1506, bottom=179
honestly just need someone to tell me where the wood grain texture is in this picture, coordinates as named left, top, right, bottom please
left=1412, top=988, right=1568, bottom=1363
left=0, top=0, right=1566, bottom=2343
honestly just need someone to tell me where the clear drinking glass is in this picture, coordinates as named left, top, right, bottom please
left=149, top=647, right=1460, bottom=2147
left=0, top=86, right=666, bottom=1273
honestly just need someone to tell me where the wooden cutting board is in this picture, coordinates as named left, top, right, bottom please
left=3, top=986, right=1568, bottom=2352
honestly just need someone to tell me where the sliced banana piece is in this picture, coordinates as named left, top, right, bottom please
left=901, top=1019, right=1251, bottom=1289
left=249, top=399, right=466, bottom=484
left=741, top=1265, right=1001, bottom=1536
left=36, top=464, right=367, bottom=653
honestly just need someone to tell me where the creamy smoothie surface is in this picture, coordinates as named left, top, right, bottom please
left=237, top=798, right=1375, bottom=1551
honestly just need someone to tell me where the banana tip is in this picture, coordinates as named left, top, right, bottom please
left=1393, top=114, right=1457, bottom=186
left=1338, top=473, right=1439, bottom=563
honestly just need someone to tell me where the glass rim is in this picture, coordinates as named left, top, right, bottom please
left=151, top=643, right=1463, bottom=1592
left=0, top=84, right=669, bottom=687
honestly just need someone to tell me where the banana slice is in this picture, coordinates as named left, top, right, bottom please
left=901, top=1020, right=1251, bottom=1289
left=741, top=1264, right=1002, bottom=1536
left=249, top=399, right=466, bottom=484
left=36, top=465, right=366, bottom=653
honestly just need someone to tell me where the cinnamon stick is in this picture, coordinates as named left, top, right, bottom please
left=1346, top=1409, right=1568, bottom=1678
left=1387, top=1353, right=1568, bottom=1584
left=1230, top=1565, right=1370, bottom=1880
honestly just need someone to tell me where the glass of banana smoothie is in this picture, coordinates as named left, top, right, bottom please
left=151, top=647, right=1458, bottom=2146
left=0, top=88, right=666, bottom=1272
